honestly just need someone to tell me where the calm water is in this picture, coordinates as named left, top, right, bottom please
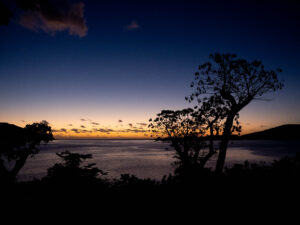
left=18, top=139, right=300, bottom=181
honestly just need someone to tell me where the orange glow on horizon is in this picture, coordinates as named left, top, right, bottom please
left=53, top=130, right=152, bottom=139
left=1, top=108, right=293, bottom=139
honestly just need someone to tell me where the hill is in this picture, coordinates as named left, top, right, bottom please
left=241, top=124, right=300, bottom=140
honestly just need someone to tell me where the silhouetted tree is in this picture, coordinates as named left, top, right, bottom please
left=187, top=53, right=284, bottom=173
left=192, top=95, right=232, bottom=166
left=149, top=108, right=211, bottom=176
left=149, top=96, right=242, bottom=176
left=45, top=151, right=107, bottom=183
left=0, top=121, right=53, bottom=182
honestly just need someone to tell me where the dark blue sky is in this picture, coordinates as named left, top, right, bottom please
left=0, top=0, right=300, bottom=137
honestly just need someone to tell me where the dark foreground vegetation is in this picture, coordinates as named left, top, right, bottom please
left=0, top=122, right=298, bottom=218
left=1, top=54, right=297, bottom=217
left=3, top=151, right=299, bottom=209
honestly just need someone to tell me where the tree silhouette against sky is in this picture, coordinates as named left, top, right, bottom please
left=0, top=121, right=53, bottom=182
left=149, top=108, right=208, bottom=176
left=187, top=53, right=284, bottom=173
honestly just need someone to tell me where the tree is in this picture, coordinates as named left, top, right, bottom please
left=149, top=108, right=212, bottom=176
left=187, top=53, right=283, bottom=173
left=0, top=121, right=53, bottom=182
left=192, top=95, right=231, bottom=167
left=45, top=151, right=107, bottom=183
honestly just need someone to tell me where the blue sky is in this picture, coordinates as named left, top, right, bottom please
left=0, top=0, right=300, bottom=138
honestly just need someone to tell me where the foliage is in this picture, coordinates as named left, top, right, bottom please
left=149, top=53, right=284, bottom=175
left=188, top=53, right=283, bottom=105
left=0, top=121, right=53, bottom=182
left=112, top=174, right=159, bottom=191
left=187, top=53, right=284, bottom=173
left=149, top=108, right=213, bottom=175
left=45, top=151, right=107, bottom=183
left=6, top=155, right=298, bottom=208
left=224, top=154, right=300, bottom=182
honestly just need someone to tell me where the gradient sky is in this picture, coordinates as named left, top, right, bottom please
left=1, top=0, right=300, bottom=138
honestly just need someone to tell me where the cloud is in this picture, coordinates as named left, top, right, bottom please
left=67, top=124, right=73, bottom=126
left=117, top=128, right=147, bottom=133
left=128, top=123, right=133, bottom=128
left=71, top=128, right=80, bottom=133
left=80, top=129, right=92, bottom=133
left=17, top=0, right=88, bottom=37
left=127, top=129, right=147, bottom=133
left=137, top=123, right=147, bottom=127
left=80, top=118, right=86, bottom=121
left=118, top=120, right=123, bottom=123
left=125, top=20, right=140, bottom=30
left=94, top=128, right=114, bottom=133
left=91, top=122, right=99, bottom=126
left=54, top=125, right=148, bottom=135
left=69, top=128, right=94, bottom=133
left=53, top=128, right=68, bottom=133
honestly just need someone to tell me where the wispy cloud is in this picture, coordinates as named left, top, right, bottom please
left=93, top=127, right=147, bottom=134
left=122, top=128, right=147, bottom=133
left=125, top=20, right=140, bottom=30
left=137, top=122, right=147, bottom=127
left=53, top=128, right=68, bottom=133
left=118, top=120, right=123, bottom=123
left=91, top=122, right=99, bottom=126
left=18, top=0, right=88, bottom=37
left=80, top=129, right=92, bottom=133
left=71, top=128, right=80, bottom=133
left=94, top=128, right=115, bottom=132
left=81, top=125, right=85, bottom=128
left=70, top=128, right=93, bottom=134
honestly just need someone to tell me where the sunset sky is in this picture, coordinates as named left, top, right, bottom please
left=1, top=0, right=300, bottom=138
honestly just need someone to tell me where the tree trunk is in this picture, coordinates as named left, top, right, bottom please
left=11, top=154, right=29, bottom=179
left=215, top=113, right=235, bottom=174
left=0, top=154, right=29, bottom=183
left=0, top=160, right=11, bottom=182
left=199, top=125, right=216, bottom=168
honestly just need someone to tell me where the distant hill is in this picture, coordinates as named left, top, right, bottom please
left=0, top=122, right=24, bottom=139
left=0, top=122, right=27, bottom=145
left=241, top=124, right=300, bottom=140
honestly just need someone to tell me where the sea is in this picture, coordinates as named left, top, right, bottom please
left=17, top=139, right=300, bottom=181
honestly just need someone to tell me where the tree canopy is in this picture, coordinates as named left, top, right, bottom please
left=45, top=151, right=107, bottom=183
left=150, top=53, right=284, bottom=175
left=0, top=121, right=53, bottom=182
left=188, top=53, right=284, bottom=173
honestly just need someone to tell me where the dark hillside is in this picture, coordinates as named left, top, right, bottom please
left=241, top=124, right=300, bottom=140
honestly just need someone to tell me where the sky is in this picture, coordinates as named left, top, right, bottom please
left=0, top=0, right=300, bottom=138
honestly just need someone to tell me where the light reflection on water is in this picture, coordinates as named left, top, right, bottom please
left=18, top=139, right=300, bottom=181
